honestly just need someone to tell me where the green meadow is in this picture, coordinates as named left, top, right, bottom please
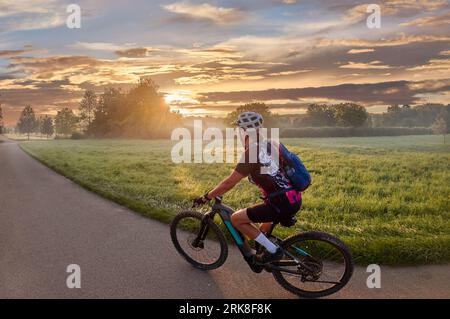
left=20, top=135, right=450, bottom=265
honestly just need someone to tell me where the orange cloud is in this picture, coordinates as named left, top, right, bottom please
left=401, top=12, right=450, bottom=27
left=340, top=61, right=393, bottom=70
left=347, top=49, right=375, bottom=54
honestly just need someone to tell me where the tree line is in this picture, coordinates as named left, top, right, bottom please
left=373, top=104, right=449, bottom=128
left=271, top=102, right=448, bottom=131
left=226, top=101, right=448, bottom=142
left=14, top=77, right=182, bottom=139
left=291, top=102, right=449, bottom=130
left=228, top=102, right=370, bottom=128
left=16, top=105, right=61, bottom=140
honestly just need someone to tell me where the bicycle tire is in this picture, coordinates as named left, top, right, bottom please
left=272, top=231, right=354, bottom=298
left=170, top=211, right=228, bottom=270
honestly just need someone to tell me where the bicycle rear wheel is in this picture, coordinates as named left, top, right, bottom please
left=272, top=231, right=353, bottom=298
left=170, top=211, right=228, bottom=270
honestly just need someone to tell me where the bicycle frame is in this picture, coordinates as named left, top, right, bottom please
left=197, top=198, right=304, bottom=261
left=198, top=198, right=254, bottom=258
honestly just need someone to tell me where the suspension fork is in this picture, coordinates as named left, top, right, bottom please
left=192, top=211, right=215, bottom=247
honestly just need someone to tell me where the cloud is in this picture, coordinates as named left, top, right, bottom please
left=0, top=79, right=85, bottom=119
left=344, top=4, right=397, bottom=23
left=0, top=0, right=65, bottom=32
left=8, top=55, right=103, bottom=73
left=384, top=0, right=448, bottom=12
left=317, top=34, right=450, bottom=48
left=340, top=61, right=393, bottom=69
left=69, top=42, right=126, bottom=52
left=197, top=79, right=450, bottom=106
left=269, top=70, right=312, bottom=76
left=163, top=2, right=245, bottom=24
left=0, top=0, right=58, bottom=17
left=407, top=58, right=450, bottom=71
left=400, top=12, right=450, bottom=27
left=115, top=48, right=153, bottom=58
left=347, top=49, right=375, bottom=54
left=343, top=1, right=448, bottom=23
left=0, top=46, right=34, bottom=57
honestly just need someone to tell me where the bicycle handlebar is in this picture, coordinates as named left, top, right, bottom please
left=192, top=196, right=223, bottom=208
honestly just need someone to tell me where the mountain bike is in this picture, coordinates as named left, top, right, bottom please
left=170, top=196, right=353, bottom=298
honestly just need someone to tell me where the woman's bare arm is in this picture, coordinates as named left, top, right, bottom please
left=207, top=170, right=246, bottom=199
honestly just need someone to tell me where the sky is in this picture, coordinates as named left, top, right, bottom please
left=0, top=0, right=449, bottom=125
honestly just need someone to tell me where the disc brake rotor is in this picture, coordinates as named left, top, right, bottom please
left=187, top=234, right=204, bottom=251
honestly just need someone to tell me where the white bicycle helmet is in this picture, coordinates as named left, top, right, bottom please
left=236, top=112, right=264, bottom=130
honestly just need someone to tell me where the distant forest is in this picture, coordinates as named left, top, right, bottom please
left=190, top=103, right=450, bottom=138
left=271, top=103, right=450, bottom=129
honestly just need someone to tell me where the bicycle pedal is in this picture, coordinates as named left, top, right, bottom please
left=244, top=256, right=264, bottom=273
left=249, top=263, right=264, bottom=274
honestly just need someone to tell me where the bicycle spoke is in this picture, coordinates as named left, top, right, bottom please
left=276, top=237, right=349, bottom=294
left=172, top=213, right=224, bottom=267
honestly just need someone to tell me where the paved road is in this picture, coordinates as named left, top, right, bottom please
left=0, top=136, right=449, bottom=298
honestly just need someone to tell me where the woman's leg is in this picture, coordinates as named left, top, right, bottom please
left=260, top=222, right=273, bottom=234
left=230, top=209, right=260, bottom=239
left=231, top=209, right=279, bottom=256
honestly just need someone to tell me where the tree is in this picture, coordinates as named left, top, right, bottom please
left=36, top=116, right=44, bottom=137
left=0, top=104, right=3, bottom=134
left=79, top=90, right=97, bottom=132
left=88, top=77, right=181, bottom=138
left=335, top=103, right=368, bottom=127
left=89, top=88, right=124, bottom=137
left=432, top=110, right=448, bottom=144
left=40, top=115, right=54, bottom=139
left=306, top=104, right=337, bottom=126
left=17, top=105, right=38, bottom=140
left=122, top=77, right=179, bottom=137
left=55, top=108, right=78, bottom=137
left=225, top=102, right=274, bottom=128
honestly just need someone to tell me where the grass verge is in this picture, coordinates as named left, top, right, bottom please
left=20, top=135, right=450, bottom=265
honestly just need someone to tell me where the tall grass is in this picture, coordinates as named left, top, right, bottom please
left=21, top=135, right=450, bottom=265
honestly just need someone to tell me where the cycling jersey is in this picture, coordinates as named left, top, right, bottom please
left=234, top=140, right=301, bottom=224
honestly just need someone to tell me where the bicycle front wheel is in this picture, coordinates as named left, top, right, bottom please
left=170, top=211, right=228, bottom=270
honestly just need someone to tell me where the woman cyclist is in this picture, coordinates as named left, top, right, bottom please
left=194, top=112, right=302, bottom=264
